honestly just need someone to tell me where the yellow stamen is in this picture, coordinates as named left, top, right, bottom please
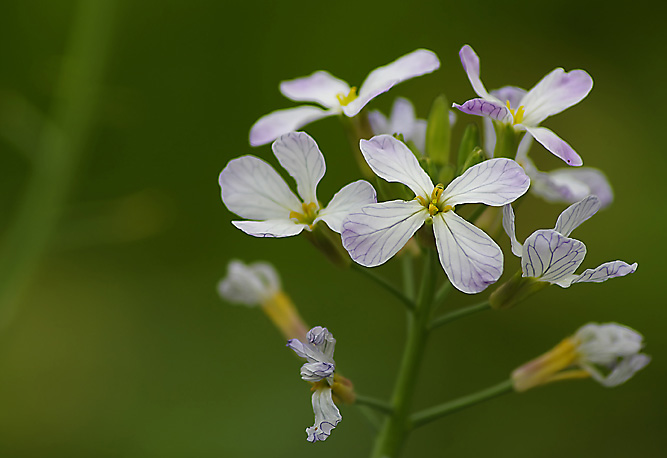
left=289, top=202, right=319, bottom=226
left=428, top=203, right=439, bottom=216
left=431, top=183, right=445, bottom=202
left=505, top=100, right=526, bottom=125
left=336, top=87, right=358, bottom=106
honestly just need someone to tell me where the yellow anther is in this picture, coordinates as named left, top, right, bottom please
left=506, top=100, right=526, bottom=126
left=289, top=202, right=319, bottom=226
left=415, top=195, right=428, bottom=206
left=441, top=205, right=454, bottom=213
left=428, top=203, right=439, bottom=216
left=336, top=87, right=358, bottom=106
left=431, top=183, right=445, bottom=203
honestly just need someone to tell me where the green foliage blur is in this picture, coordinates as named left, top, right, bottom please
left=0, top=1, right=664, bottom=457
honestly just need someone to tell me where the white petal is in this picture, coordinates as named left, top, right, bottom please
left=441, top=158, right=530, bottom=207
left=502, top=204, right=523, bottom=257
left=217, top=260, right=280, bottom=306
left=553, top=195, right=600, bottom=237
left=359, top=135, right=434, bottom=198
left=300, top=362, right=335, bottom=382
left=491, top=86, right=528, bottom=109
left=521, top=230, right=586, bottom=284
left=433, top=212, right=503, bottom=294
left=279, top=70, right=351, bottom=108
left=249, top=106, right=334, bottom=147
left=342, top=200, right=426, bottom=267
left=306, top=326, right=337, bottom=360
left=389, top=97, right=418, bottom=138
left=344, top=49, right=440, bottom=117
left=232, top=219, right=306, bottom=238
left=576, top=323, right=644, bottom=364
left=306, top=388, right=341, bottom=442
left=594, top=354, right=651, bottom=387
left=272, top=132, right=325, bottom=205
left=412, top=119, right=428, bottom=153
left=220, top=155, right=301, bottom=220
left=541, top=167, right=614, bottom=209
left=316, top=180, right=377, bottom=234
left=570, top=261, right=638, bottom=285
left=525, top=126, right=583, bottom=166
left=459, top=44, right=492, bottom=100
left=367, top=109, right=389, bottom=135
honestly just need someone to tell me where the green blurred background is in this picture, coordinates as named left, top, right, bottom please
left=0, top=1, right=664, bottom=457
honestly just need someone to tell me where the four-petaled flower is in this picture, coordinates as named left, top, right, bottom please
left=453, top=44, right=593, bottom=166
left=341, top=135, right=530, bottom=294
left=220, top=131, right=376, bottom=237
left=287, top=326, right=341, bottom=442
left=249, top=49, right=440, bottom=146
left=503, top=195, right=637, bottom=286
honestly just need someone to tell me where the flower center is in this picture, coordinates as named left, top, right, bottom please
left=505, top=100, right=526, bottom=125
left=289, top=202, right=319, bottom=226
left=336, top=87, right=358, bottom=106
left=416, top=184, right=455, bottom=216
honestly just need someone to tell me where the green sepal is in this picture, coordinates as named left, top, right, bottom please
left=489, top=270, right=549, bottom=310
left=457, top=123, right=481, bottom=173
left=492, top=121, right=519, bottom=159
left=425, top=94, right=451, bottom=166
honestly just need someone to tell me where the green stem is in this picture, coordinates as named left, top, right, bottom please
left=409, top=379, right=513, bottom=429
left=401, top=255, right=415, bottom=300
left=351, top=264, right=414, bottom=311
left=0, top=0, right=117, bottom=330
left=355, top=394, right=394, bottom=415
left=432, top=279, right=452, bottom=309
left=356, top=405, right=382, bottom=432
left=429, top=300, right=491, bottom=331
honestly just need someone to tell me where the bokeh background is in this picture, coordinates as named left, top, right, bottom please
left=0, top=1, right=664, bottom=457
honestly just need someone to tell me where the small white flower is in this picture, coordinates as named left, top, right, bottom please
left=217, top=259, right=280, bottom=306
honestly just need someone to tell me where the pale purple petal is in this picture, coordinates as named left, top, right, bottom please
left=570, top=261, right=638, bottom=285
left=343, top=49, right=440, bottom=117
left=342, top=200, right=426, bottom=267
left=441, top=158, right=530, bottom=207
left=525, top=126, right=583, bottom=166
left=272, top=132, right=325, bottom=205
left=388, top=97, right=417, bottom=137
left=316, top=180, right=377, bottom=233
left=459, top=44, right=491, bottom=99
left=502, top=204, right=523, bottom=257
left=433, top=211, right=504, bottom=294
left=412, top=119, right=428, bottom=153
left=359, top=135, right=434, bottom=199
left=491, top=86, right=527, bottom=109
left=453, top=98, right=510, bottom=123
left=249, top=106, right=334, bottom=147
left=542, top=167, right=614, bottom=209
left=220, top=155, right=301, bottom=220
left=553, top=195, right=600, bottom=237
left=306, top=388, right=341, bottom=442
left=306, top=326, right=336, bottom=360
left=300, top=362, right=335, bottom=382
left=521, top=230, right=586, bottom=284
left=520, top=68, right=593, bottom=126
left=279, top=70, right=351, bottom=109
left=232, top=219, right=307, bottom=238
left=367, top=109, right=389, bottom=135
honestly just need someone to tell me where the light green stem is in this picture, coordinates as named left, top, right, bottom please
left=429, top=300, right=491, bottom=331
left=351, top=264, right=414, bottom=311
left=401, top=255, right=415, bottom=300
left=355, top=394, right=394, bottom=415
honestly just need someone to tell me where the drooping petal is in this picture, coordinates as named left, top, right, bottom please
left=272, top=132, right=325, bottom=205
left=232, top=219, right=307, bottom=238
left=249, top=106, right=334, bottom=147
left=300, top=362, right=335, bottom=382
left=521, top=230, right=587, bottom=284
left=592, top=354, right=651, bottom=387
left=553, top=195, right=600, bottom=237
left=542, top=167, right=614, bottom=209
left=279, top=70, right=351, bottom=109
left=433, top=211, right=504, bottom=294
left=342, top=200, right=426, bottom=267
left=441, top=158, right=530, bottom=207
left=343, top=49, right=440, bottom=117
left=502, top=204, right=523, bottom=257
left=568, top=261, right=638, bottom=286
left=306, top=388, right=341, bottom=442
left=359, top=135, right=434, bottom=199
left=220, top=155, right=302, bottom=220
left=459, top=44, right=492, bottom=100
left=316, top=180, right=377, bottom=233
left=453, top=98, right=510, bottom=122
left=520, top=68, right=593, bottom=126
left=524, top=126, right=583, bottom=166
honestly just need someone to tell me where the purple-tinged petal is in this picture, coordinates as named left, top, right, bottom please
left=491, top=85, right=527, bottom=109
left=412, top=119, right=428, bottom=153
left=316, top=180, right=377, bottom=234
left=441, top=158, right=530, bottom=207
left=342, top=200, right=426, bottom=267
left=300, top=362, right=335, bottom=382
left=502, top=204, right=523, bottom=258
left=453, top=98, right=510, bottom=123
left=343, top=49, right=440, bottom=117
left=521, top=230, right=586, bottom=284
left=483, top=117, right=495, bottom=158
left=279, top=70, right=351, bottom=109
left=388, top=97, right=418, bottom=137
left=459, top=44, right=492, bottom=99
left=272, top=132, right=325, bottom=206
left=249, top=106, right=334, bottom=147
left=542, top=167, right=614, bottom=209
left=520, top=68, right=593, bottom=126
left=359, top=135, right=434, bottom=199
left=524, top=126, right=583, bottom=166
left=232, top=219, right=307, bottom=238
left=220, top=155, right=301, bottom=220
left=433, top=211, right=503, bottom=294
left=553, top=195, right=600, bottom=237
left=569, top=261, right=638, bottom=286
left=306, top=326, right=336, bottom=360
left=306, top=388, right=341, bottom=442
left=367, top=109, right=389, bottom=135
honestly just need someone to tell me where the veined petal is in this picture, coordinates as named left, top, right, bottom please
left=525, top=126, right=583, bottom=166
left=520, top=68, right=593, bottom=126
left=522, top=230, right=586, bottom=284
left=220, top=155, right=301, bottom=220
left=342, top=200, right=426, bottom=267
left=553, top=195, right=600, bottom=237
left=272, top=132, right=325, bottom=205
left=300, top=362, right=335, bottom=382
left=502, top=204, right=523, bottom=257
left=441, top=158, right=530, bottom=207
left=359, top=135, right=434, bottom=199
left=343, top=49, right=440, bottom=117
left=459, top=45, right=492, bottom=100
left=232, top=219, right=307, bottom=238
left=306, top=387, right=341, bottom=442
left=249, top=106, right=334, bottom=147
left=279, top=70, right=351, bottom=108
left=543, top=167, right=614, bottom=209
left=569, top=261, right=638, bottom=286
left=453, top=98, right=510, bottom=122
left=316, top=180, right=377, bottom=234
left=306, top=326, right=336, bottom=360
left=433, top=212, right=503, bottom=294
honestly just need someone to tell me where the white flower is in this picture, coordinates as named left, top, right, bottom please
left=219, top=131, right=376, bottom=237
left=217, top=259, right=280, bottom=306
left=341, top=135, right=530, bottom=294
left=502, top=195, right=637, bottom=287
left=249, top=49, right=440, bottom=146
left=287, top=326, right=341, bottom=442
